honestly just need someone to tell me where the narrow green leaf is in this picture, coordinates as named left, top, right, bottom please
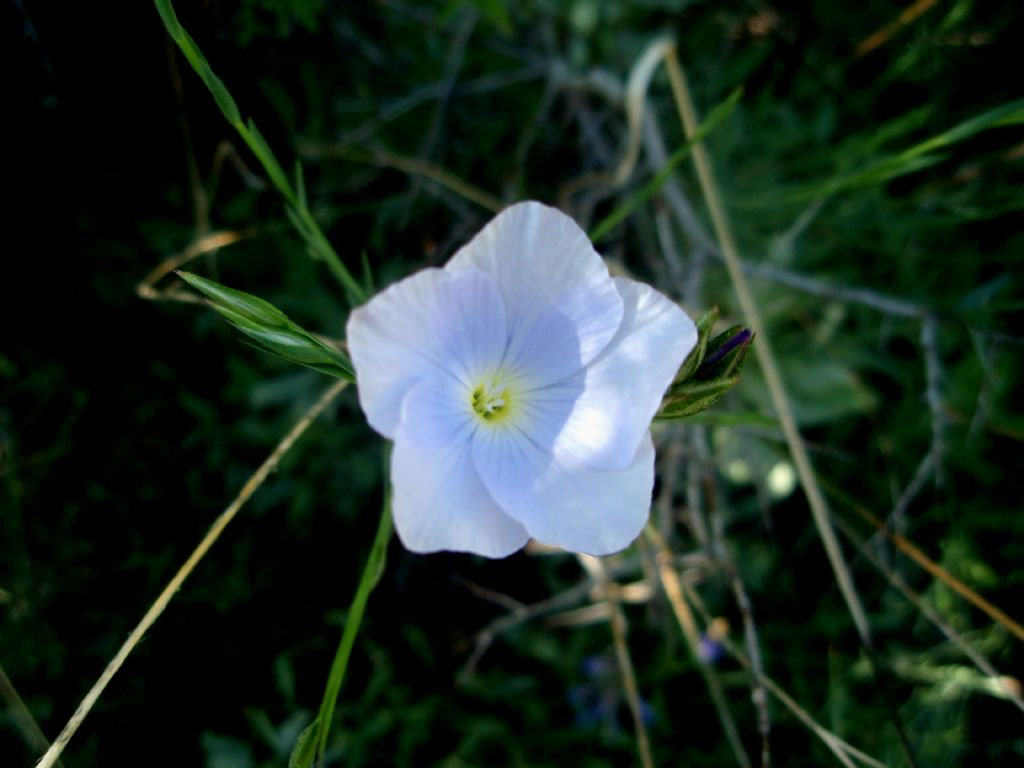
left=590, top=88, right=743, bottom=242
left=286, top=204, right=313, bottom=243
left=898, top=98, right=1024, bottom=160
left=153, top=0, right=242, bottom=126
left=837, top=154, right=944, bottom=190
left=179, top=29, right=242, bottom=126
left=768, top=98, right=1024, bottom=205
left=152, top=0, right=184, bottom=38
left=243, top=119, right=295, bottom=203
left=295, top=161, right=307, bottom=210
left=152, top=0, right=365, bottom=303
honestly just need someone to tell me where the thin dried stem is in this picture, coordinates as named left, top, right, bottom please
left=645, top=528, right=753, bottom=768
left=652, top=425, right=686, bottom=542
left=35, top=380, right=348, bottom=768
left=365, top=150, right=503, bottom=213
left=890, top=452, right=935, bottom=532
left=696, top=431, right=771, bottom=767
left=137, top=228, right=263, bottom=302
left=301, top=67, right=543, bottom=154
left=460, top=585, right=587, bottom=677
left=664, top=50, right=919, bottom=766
left=580, top=555, right=655, bottom=768
left=664, top=48, right=874, bottom=649
left=666, top=561, right=886, bottom=768
left=456, top=578, right=527, bottom=613
left=642, top=82, right=922, bottom=320
left=458, top=557, right=653, bottom=678
left=834, top=514, right=1024, bottom=714
left=683, top=432, right=712, bottom=552
left=854, top=0, right=940, bottom=58
left=639, top=105, right=718, bottom=257
left=400, top=8, right=477, bottom=221
left=837, top=492, right=1024, bottom=644
left=741, top=259, right=924, bottom=318
left=726, top=561, right=771, bottom=766
left=872, top=452, right=935, bottom=569
left=749, top=663, right=881, bottom=768
left=560, top=38, right=674, bottom=206
left=921, top=315, right=947, bottom=482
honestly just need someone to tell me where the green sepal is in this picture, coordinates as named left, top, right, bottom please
left=657, top=377, right=739, bottom=421
left=178, top=271, right=355, bottom=382
left=237, top=341, right=353, bottom=380
left=288, top=718, right=319, bottom=768
left=659, top=309, right=754, bottom=421
left=672, top=307, right=719, bottom=385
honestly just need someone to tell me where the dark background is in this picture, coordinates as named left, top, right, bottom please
left=4, top=1, right=1023, bottom=765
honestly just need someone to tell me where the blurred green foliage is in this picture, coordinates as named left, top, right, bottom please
left=3, top=0, right=1023, bottom=766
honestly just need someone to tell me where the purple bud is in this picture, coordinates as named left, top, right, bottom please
left=701, top=327, right=752, bottom=370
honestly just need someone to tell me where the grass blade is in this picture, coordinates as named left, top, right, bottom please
left=152, top=0, right=365, bottom=304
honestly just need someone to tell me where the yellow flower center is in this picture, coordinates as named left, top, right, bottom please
left=471, top=378, right=512, bottom=422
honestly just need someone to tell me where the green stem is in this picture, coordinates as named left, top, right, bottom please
left=311, top=491, right=393, bottom=767
left=153, top=0, right=366, bottom=306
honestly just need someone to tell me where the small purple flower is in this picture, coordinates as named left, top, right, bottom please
left=569, top=654, right=657, bottom=731
left=697, top=634, right=726, bottom=664
left=697, top=617, right=730, bottom=665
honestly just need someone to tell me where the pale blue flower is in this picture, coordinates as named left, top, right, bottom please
left=347, top=202, right=696, bottom=557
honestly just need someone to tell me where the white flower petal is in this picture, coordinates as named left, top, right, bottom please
left=447, top=201, right=623, bottom=384
left=349, top=201, right=697, bottom=559
left=530, top=277, right=697, bottom=471
left=392, top=378, right=529, bottom=557
left=346, top=267, right=507, bottom=438
left=472, top=426, right=655, bottom=556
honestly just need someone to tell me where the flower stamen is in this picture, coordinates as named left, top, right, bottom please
left=471, top=379, right=511, bottom=421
